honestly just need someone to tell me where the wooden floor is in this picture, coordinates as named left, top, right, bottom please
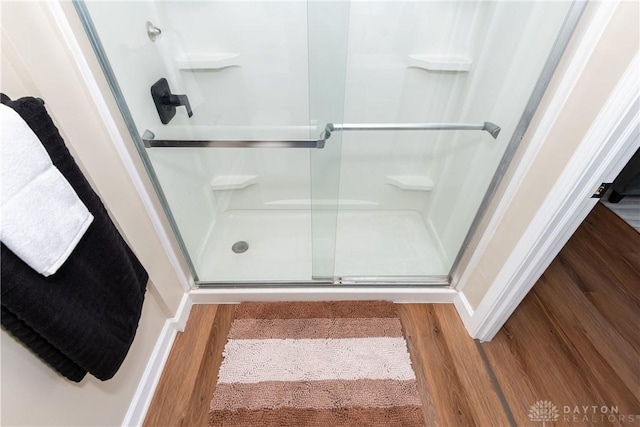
left=481, top=203, right=640, bottom=426
left=144, top=203, right=639, bottom=426
left=143, top=305, right=235, bottom=427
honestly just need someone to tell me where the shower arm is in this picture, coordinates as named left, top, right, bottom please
left=141, top=121, right=501, bottom=149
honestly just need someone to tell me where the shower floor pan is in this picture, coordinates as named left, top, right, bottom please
left=197, top=209, right=447, bottom=282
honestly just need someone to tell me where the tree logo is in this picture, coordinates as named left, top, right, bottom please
left=528, top=400, right=559, bottom=426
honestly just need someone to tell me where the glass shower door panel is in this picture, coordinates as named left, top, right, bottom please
left=308, top=1, right=351, bottom=280
left=82, top=1, right=318, bottom=283
left=331, top=1, right=573, bottom=279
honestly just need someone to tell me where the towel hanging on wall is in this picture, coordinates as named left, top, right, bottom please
left=0, top=104, right=94, bottom=276
left=0, top=95, right=149, bottom=382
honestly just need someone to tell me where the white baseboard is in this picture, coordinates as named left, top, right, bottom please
left=122, top=322, right=177, bottom=427
left=173, top=292, right=194, bottom=332
left=122, top=293, right=193, bottom=427
left=189, top=287, right=457, bottom=304
left=453, top=291, right=474, bottom=332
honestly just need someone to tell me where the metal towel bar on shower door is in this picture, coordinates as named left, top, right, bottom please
left=141, top=121, right=501, bottom=148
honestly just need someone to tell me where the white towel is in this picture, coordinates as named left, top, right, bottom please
left=0, top=104, right=93, bottom=276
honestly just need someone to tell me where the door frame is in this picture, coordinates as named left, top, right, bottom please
left=454, top=39, right=639, bottom=342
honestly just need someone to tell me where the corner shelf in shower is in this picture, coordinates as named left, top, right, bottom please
left=407, top=55, right=472, bottom=72
left=176, top=54, right=241, bottom=70
left=386, top=175, right=434, bottom=191
left=210, top=175, right=257, bottom=191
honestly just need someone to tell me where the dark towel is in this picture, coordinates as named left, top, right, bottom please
left=1, top=95, right=148, bottom=382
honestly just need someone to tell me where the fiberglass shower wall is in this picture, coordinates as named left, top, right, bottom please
left=83, top=1, right=572, bottom=282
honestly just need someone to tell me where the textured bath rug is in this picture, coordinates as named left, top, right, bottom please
left=208, top=301, right=425, bottom=426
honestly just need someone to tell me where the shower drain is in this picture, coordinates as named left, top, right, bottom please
left=231, top=241, right=249, bottom=254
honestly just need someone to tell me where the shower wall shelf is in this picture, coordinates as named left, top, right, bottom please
left=141, top=121, right=500, bottom=148
left=407, top=54, right=472, bottom=72
left=176, top=54, right=241, bottom=70
left=386, top=175, right=434, bottom=191
left=210, top=175, right=257, bottom=191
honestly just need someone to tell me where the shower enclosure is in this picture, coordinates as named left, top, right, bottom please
left=75, top=1, right=581, bottom=286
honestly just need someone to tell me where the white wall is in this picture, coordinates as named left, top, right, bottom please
left=84, top=1, right=572, bottom=277
left=1, top=2, right=184, bottom=425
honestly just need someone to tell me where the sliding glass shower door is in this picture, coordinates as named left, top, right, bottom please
left=79, top=0, right=349, bottom=283
left=323, top=1, right=576, bottom=281
left=308, top=2, right=350, bottom=280
left=76, top=0, right=579, bottom=285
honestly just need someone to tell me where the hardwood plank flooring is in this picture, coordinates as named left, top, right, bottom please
left=145, top=203, right=639, bottom=426
left=399, top=304, right=509, bottom=427
left=482, top=203, right=640, bottom=425
left=398, top=305, right=441, bottom=426
left=143, top=305, right=235, bottom=427
left=181, top=305, right=235, bottom=427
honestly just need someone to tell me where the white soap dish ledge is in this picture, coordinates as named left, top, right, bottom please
left=210, top=175, right=257, bottom=191
left=386, top=175, right=434, bottom=191
left=176, top=54, right=241, bottom=71
left=407, top=54, right=472, bottom=72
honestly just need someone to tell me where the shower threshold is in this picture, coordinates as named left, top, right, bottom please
left=196, top=209, right=449, bottom=284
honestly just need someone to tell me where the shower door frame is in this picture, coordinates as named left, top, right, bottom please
left=72, top=0, right=588, bottom=288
